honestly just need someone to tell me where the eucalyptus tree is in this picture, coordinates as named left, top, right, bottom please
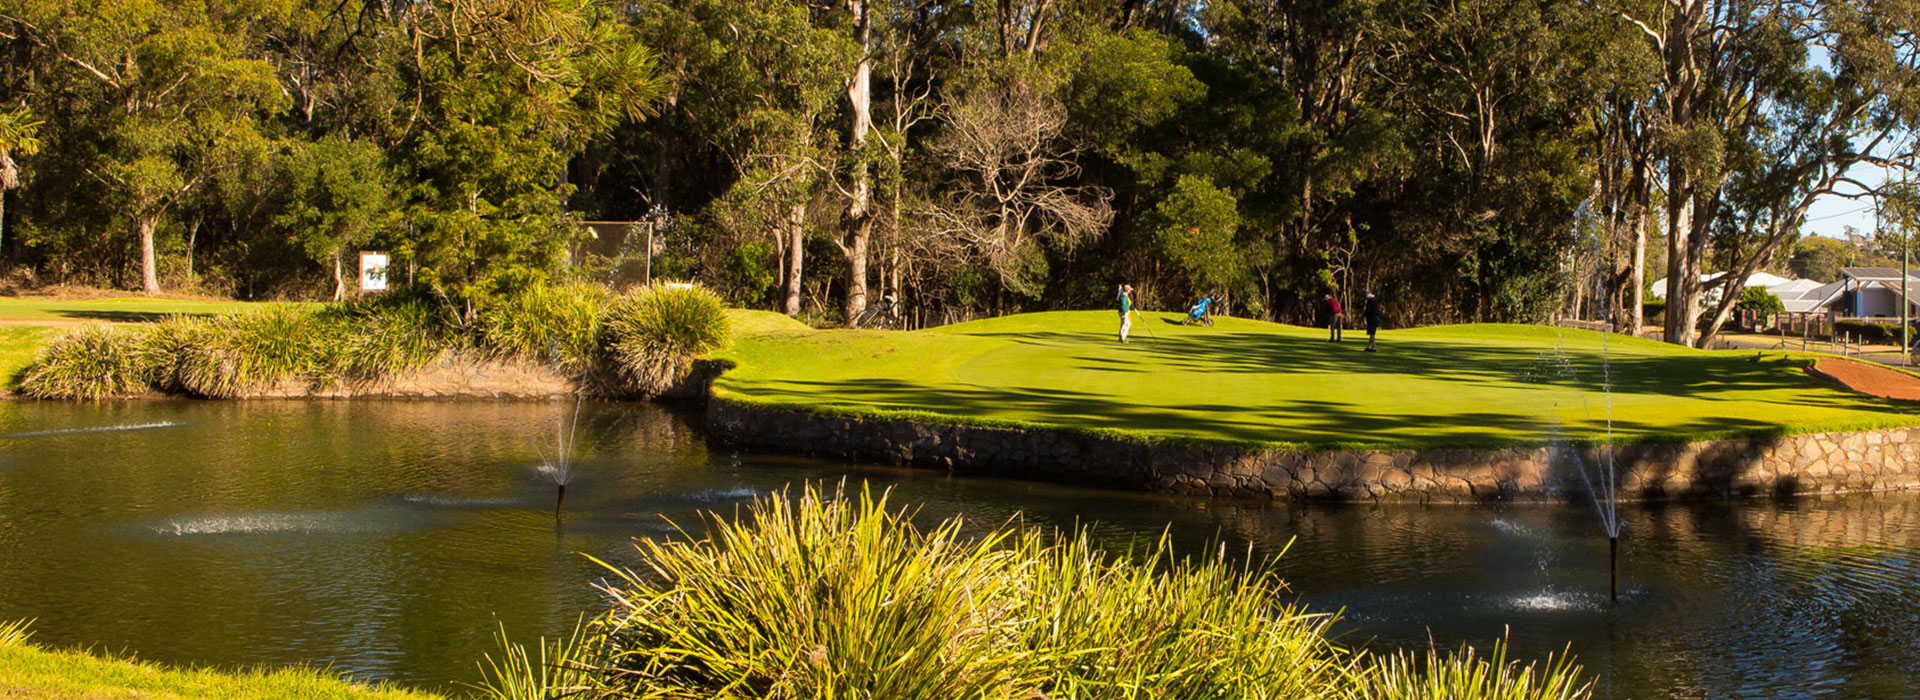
left=2, top=0, right=290, bottom=294
left=1689, top=0, right=1920, bottom=347
left=1609, top=0, right=1920, bottom=346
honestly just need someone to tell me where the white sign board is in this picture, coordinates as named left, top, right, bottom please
left=358, top=252, right=390, bottom=292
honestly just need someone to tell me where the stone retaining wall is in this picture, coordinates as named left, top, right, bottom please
left=706, top=399, right=1920, bottom=502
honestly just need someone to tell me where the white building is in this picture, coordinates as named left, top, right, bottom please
left=1811, top=267, right=1920, bottom=320
left=1649, top=271, right=1828, bottom=312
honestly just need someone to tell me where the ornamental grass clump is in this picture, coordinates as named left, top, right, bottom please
left=598, top=282, right=730, bottom=395
left=477, top=283, right=605, bottom=373
left=18, top=325, right=151, bottom=400
left=1355, top=639, right=1590, bottom=700
left=585, top=485, right=1043, bottom=700
left=322, top=297, right=447, bottom=380
left=171, top=305, right=331, bottom=398
left=477, top=484, right=1591, bottom=700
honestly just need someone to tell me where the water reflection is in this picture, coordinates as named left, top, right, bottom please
left=0, top=400, right=1914, bottom=698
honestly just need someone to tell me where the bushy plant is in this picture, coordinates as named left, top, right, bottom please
left=489, top=484, right=1590, bottom=700
left=477, top=282, right=606, bottom=372
left=170, top=305, right=331, bottom=398
left=1355, top=640, right=1588, bottom=700
left=18, top=325, right=151, bottom=400
left=321, top=297, right=449, bottom=380
left=598, top=282, right=730, bottom=395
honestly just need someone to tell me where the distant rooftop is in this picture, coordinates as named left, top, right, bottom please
left=1840, top=267, right=1920, bottom=281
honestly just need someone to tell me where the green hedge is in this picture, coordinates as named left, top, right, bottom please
left=1835, top=320, right=1911, bottom=345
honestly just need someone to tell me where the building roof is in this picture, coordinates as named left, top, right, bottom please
left=1649, top=272, right=1824, bottom=299
left=1841, top=267, right=1918, bottom=281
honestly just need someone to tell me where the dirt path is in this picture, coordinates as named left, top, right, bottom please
left=1810, top=358, right=1920, bottom=401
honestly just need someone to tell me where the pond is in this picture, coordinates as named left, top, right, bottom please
left=0, top=400, right=1916, bottom=698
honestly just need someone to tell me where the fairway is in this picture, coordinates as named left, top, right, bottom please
left=715, top=310, right=1920, bottom=450
left=0, top=296, right=264, bottom=324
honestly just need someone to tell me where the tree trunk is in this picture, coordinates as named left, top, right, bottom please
left=1661, top=0, right=1706, bottom=346
left=137, top=212, right=162, bottom=295
left=1663, top=185, right=1697, bottom=345
left=843, top=0, right=874, bottom=323
left=784, top=202, right=807, bottom=317
left=1629, top=204, right=1647, bottom=335
left=332, top=251, right=346, bottom=302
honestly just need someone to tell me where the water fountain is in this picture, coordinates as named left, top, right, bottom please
left=534, top=391, right=586, bottom=523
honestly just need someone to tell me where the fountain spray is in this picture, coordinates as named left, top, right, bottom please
left=535, top=390, right=586, bottom=523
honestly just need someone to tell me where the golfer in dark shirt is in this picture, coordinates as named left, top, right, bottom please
left=1363, top=291, right=1382, bottom=352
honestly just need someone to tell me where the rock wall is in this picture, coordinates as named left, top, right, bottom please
left=705, top=399, right=1920, bottom=502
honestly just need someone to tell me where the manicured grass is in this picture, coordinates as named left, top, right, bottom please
left=0, top=296, right=266, bottom=324
left=0, top=643, right=443, bottom=699
left=713, top=310, right=1920, bottom=449
left=0, top=325, right=58, bottom=390
left=0, top=297, right=275, bottom=391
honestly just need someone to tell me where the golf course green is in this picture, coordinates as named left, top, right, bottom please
left=714, top=310, right=1920, bottom=450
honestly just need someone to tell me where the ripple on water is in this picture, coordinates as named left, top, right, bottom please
left=399, top=493, right=520, bottom=508
left=148, top=509, right=432, bottom=537
left=0, top=421, right=184, bottom=439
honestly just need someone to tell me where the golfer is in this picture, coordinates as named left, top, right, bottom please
left=1363, top=290, right=1382, bottom=352
left=1117, top=284, right=1134, bottom=343
left=1324, top=293, right=1344, bottom=342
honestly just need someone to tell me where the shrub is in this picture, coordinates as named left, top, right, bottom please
left=477, top=282, right=605, bottom=372
left=171, top=305, right=331, bottom=398
left=1835, top=319, right=1906, bottom=345
left=598, top=282, right=730, bottom=395
left=490, top=484, right=1590, bottom=700
left=19, top=325, right=152, bottom=400
left=321, top=297, right=448, bottom=380
left=1736, top=287, right=1784, bottom=316
left=1356, top=640, right=1588, bottom=700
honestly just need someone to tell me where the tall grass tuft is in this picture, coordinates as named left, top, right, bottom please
left=1355, top=640, right=1591, bottom=700
left=322, top=297, right=448, bottom=380
left=473, top=621, right=599, bottom=700
left=538, top=484, right=1587, bottom=700
left=18, top=325, right=151, bottom=399
left=169, top=305, right=330, bottom=398
left=587, top=484, right=1038, bottom=700
left=1023, top=534, right=1351, bottom=698
left=598, top=282, right=730, bottom=395
left=0, top=619, right=32, bottom=648
left=477, top=283, right=606, bottom=373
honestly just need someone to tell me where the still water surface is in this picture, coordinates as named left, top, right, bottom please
left=1, top=400, right=1917, bottom=698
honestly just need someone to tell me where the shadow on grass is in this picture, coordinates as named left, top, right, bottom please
left=50, top=310, right=214, bottom=323
left=965, top=327, right=1906, bottom=415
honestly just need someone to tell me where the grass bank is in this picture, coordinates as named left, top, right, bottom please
left=10, top=284, right=729, bottom=399
left=0, top=296, right=263, bottom=390
left=714, top=310, right=1920, bottom=450
left=0, top=621, right=440, bottom=700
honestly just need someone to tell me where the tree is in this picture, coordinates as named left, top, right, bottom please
left=1145, top=174, right=1244, bottom=297
left=0, top=108, right=41, bottom=257
left=5, top=0, right=290, bottom=293
left=1683, top=0, right=1920, bottom=348
left=1789, top=235, right=1852, bottom=282
left=274, top=136, right=398, bottom=301
left=926, top=67, right=1114, bottom=299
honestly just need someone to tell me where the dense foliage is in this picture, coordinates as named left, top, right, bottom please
left=2, top=0, right=1916, bottom=342
left=476, top=484, right=1589, bottom=700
